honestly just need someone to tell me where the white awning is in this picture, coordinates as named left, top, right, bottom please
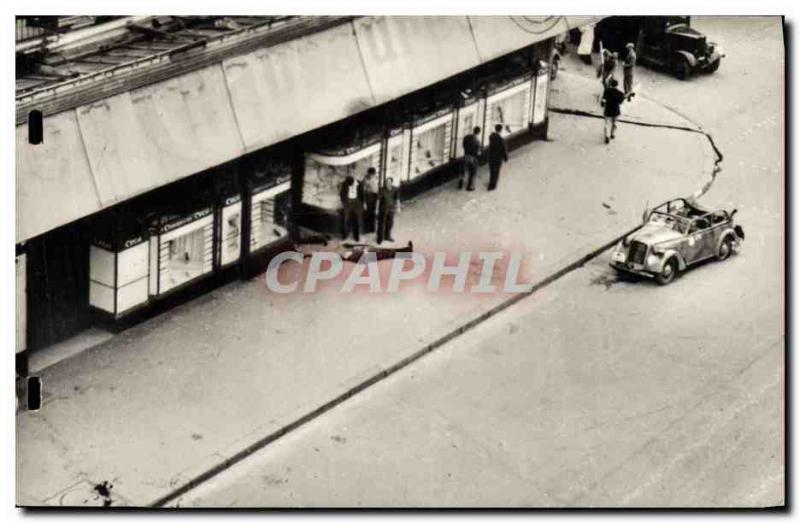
left=222, top=22, right=375, bottom=152
left=353, top=16, right=481, bottom=104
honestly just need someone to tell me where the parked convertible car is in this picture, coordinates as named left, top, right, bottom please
left=610, top=198, right=744, bottom=285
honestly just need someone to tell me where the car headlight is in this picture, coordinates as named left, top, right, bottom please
left=622, top=237, right=631, bottom=247
left=714, top=45, right=725, bottom=57
left=646, top=254, right=661, bottom=268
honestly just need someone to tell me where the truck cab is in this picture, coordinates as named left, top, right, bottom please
left=638, top=16, right=724, bottom=79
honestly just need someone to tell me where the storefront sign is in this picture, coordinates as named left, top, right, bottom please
left=251, top=173, right=291, bottom=196
left=224, top=195, right=242, bottom=206
left=159, top=208, right=213, bottom=234
left=487, top=74, right=531, bottom=96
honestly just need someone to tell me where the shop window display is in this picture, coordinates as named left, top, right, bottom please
left=409, top=109, right=453, bottom=180
left=485, top=78, right=533, bottom=140
left=303, top=142, right=382, bottom=210
left=250, top=181, right=291, bottom=253
left=89, top=235, right=150, bottom=317
left=219, top=195, right=242, bottom=267
left=150, top=209, right=214, bottom=295
left=384, top=127, right=411, bottom=184
left=453, top=97, right=485, bottom=158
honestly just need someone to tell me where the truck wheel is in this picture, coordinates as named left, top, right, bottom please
left=655, top=258, right=678, bottom=285
left=717, top=236, right=734, bottom=261
left=670, top=57, right=691, bottom=80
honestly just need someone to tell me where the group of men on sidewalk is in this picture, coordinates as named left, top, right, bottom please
left=598, top=42, right=637, bottom=144
left=459, top=124, right=509, bottom=192
left=339, top=123, right=510, bottom=243
left=339, top=169, right=399, bottom=243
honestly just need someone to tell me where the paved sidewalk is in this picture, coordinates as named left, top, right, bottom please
left=16, top=71, right=716, bottom=506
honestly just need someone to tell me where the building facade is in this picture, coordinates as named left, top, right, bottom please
left=15, top=15, right=601, bottom=373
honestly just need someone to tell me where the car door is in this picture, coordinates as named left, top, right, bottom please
left=680, top=221, right=702, bottom=265
left=683, top=218, right=714, bottom=263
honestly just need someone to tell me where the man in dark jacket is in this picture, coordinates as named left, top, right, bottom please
left=460, top=126, right=482, bottom=191
left=340, top=175, right=364, bottom=241
left=487, top=124, right=509, bottom=191
left=377, top=177, right=400, bottom=244
left=362, top=167, right=379, bottom=234
left=601, top=77, right=627, bottom=144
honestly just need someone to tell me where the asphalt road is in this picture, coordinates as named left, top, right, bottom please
left=173, top=17, right=785, bottom=508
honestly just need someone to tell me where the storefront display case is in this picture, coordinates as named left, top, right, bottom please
left=148, top=207, right=215, bottom=296
left=484, top=74, right=534, bottom=142
left=250, top=179, right=292, bottom=253
left=89, top=229, right=151, bottom=318
left=217, top=192, right=243, bottom=268
left=408, top=106, right=455, bottom=181
left=531, top=62, right=550, bottom=126
left=452, top=90, right=486, bottom=159
left=244, top=155, right=293, bottom=256
left=383, top=125, right=411, bottom=185
left=303, top=136, right=383, bottom=211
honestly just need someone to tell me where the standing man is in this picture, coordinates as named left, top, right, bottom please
left=623, top=42, right=637, bottom=99
left=377, top=177, right=400, bottom=244
left=487, top=124, right=508, bottom=191
left=598, top=49, right=617, bottom=88
left=363, top=167, right=379, bottom=234
left=339, top=175, right=364, bottom=241
left=600, top=77, right=627, bottom=144
left=460, top=126, right=482, bottom=191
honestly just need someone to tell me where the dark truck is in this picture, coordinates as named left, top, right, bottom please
left=597, top=16, right=724, bottom=80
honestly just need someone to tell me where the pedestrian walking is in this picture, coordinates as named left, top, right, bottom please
left=487, top=124, right=508, bottom=191
left=363, top=167, right=379, bottom=234
left=623, top=42, right=637, bottom=98
left=600, top=77, right=627, bottom=144
left=377, top=177, right=400, bottom=244
left=460, top=126, right=482, bottom=191
left=339, top=175, right=364, bottom=241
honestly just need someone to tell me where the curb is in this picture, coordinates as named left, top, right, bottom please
left=150, top=224, right=642, bottom=508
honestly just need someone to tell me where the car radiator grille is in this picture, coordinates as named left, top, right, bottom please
left=628, top=241, right=648, bottom=265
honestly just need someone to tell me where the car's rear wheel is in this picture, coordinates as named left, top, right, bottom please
left=717, top=236, right=734, bottom=261
left=655, top=258, right=678, bottom=285
left=670, top=56, right=691, bottom=80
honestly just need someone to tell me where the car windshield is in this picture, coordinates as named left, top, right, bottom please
left=649, top=211, right=689, bottom=234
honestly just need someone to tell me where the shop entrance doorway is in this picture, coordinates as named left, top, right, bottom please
left=25, top=220, right=93, bottom=352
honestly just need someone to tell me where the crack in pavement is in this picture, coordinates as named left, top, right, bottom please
left=549, top=106, right=724, bottom=199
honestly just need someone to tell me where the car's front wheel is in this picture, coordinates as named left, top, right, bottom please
left=655, top=258, right=678, bottom=285
left=717, top=236, right=734, bottom=261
